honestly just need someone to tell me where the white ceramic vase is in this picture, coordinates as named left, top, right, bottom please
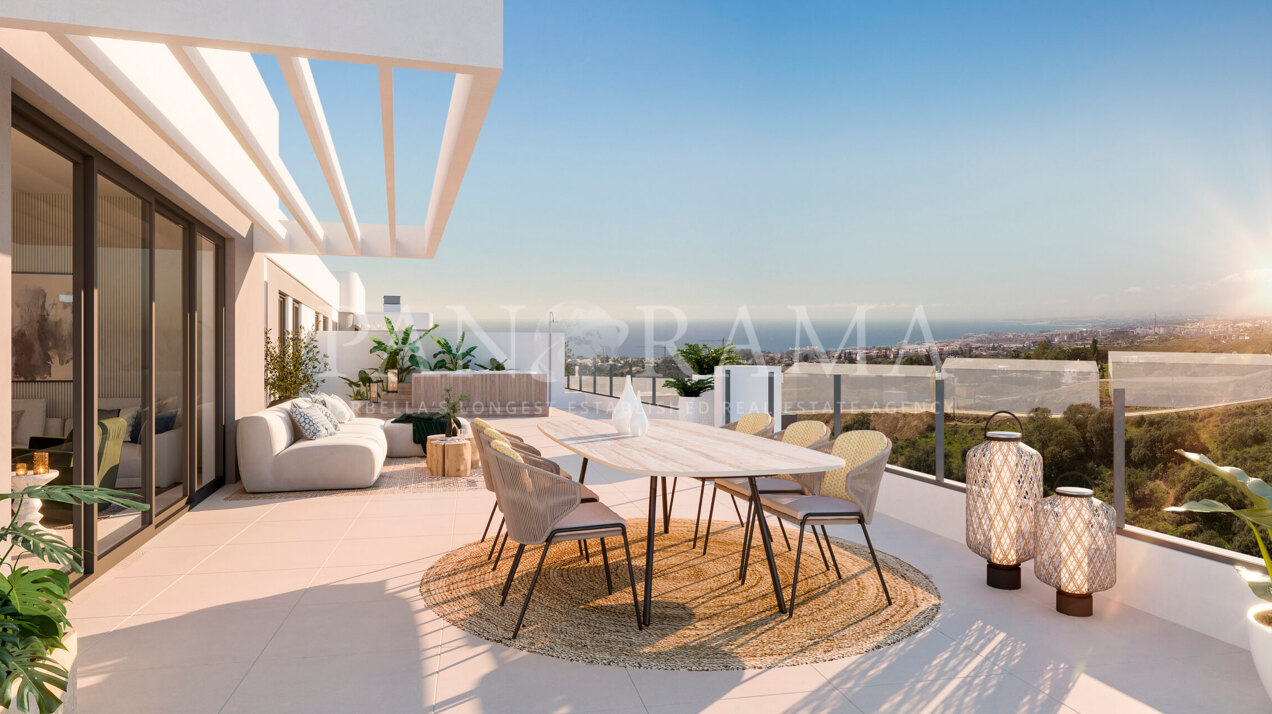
left=612, top=376, right=638, bottom=434
left=629, top=400, right=649, bottom=437
left=1249, top=604, right=1272, bottom=703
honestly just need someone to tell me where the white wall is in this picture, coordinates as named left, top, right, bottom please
left=333, top=270, right=365, bottom=314
left=875, top=467, right=1264, bottom=650
left=266, top=253, right=339, bottom=308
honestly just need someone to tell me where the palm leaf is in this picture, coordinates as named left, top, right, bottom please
left=0, top=569, right=70, bottom=625
left=3, top=525, right=83, bottom=574
left=0, top=637, right=69, bottom=714
left=384, top=316, right=398, bottom=341
left=1177, top=450, right=1272, bottom=509
left=4, top=485, right=148, bottom=512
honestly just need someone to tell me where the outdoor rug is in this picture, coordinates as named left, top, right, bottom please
left=420, top=517, right=941, bottom=670
left=225, top=457, right=483, bottom=500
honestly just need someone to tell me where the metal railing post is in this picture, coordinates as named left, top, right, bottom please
left=1113, top=387, right=1126, bottom=528
left=609, top=363, right=614, bottom=396
left=651, top=370, right=657, bottom=406
left=832, top=374, right=842, bottom=436
left=934, top=377, right=945, bottom=483
left=723, top=369, right=732, bottom=423
left=592, top=358, right=598, bottom=394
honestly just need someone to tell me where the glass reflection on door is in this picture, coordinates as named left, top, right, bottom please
left=154, top=214, right=187, bottom=515
left=96, top=175, right=149, bottom=553
left=195, top=234, right=221, bottom=489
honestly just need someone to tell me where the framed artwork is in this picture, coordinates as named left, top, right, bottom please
left=12, top=272, right=74, bottom=381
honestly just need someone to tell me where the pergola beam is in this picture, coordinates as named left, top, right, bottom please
left=416, top=69, right=500, bottom=258
left=55, top=33, right=289, bottom=251
left=278, top=55, right=361, bottom=255
left=379, top=65, right=397, bottom=256
left=172, top=44, right=325, bottom=251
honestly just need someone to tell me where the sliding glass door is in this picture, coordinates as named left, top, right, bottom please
left=11, top=101, right=228, bottom=577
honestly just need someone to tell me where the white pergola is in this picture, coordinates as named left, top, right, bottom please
left=1, top=0, right=502, bottom=258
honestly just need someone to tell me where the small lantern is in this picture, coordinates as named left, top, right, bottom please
left=33, top=452, right=49, bottom=475
left=385, top=369, right=399, bottom=393
left=369, top=382, right=380, bottom=401
left=965, top=411, right=1043, bottom=589
left=15, top=463, right=27, bottom=476
left=1034, top=486, right=1116, bottom=616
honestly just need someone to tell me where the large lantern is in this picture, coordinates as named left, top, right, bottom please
left=1033, top=486, right=1116, bottom=616
left=965, top=411, right=1043, bottom=589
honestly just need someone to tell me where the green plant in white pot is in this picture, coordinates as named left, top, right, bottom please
left=0, top=484, right=148, bottom=713
left=1167, top=449, right=1272, bottom=701
left=668, top=343, right=744, bottom=425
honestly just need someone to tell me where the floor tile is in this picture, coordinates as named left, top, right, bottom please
left=81, top=603, right=293, bottom=669
left=646, top=690, right=861, bottom=713
left=69, top=575, right=175, bottom=618
left=351, top=513, right=455, bottom=538
left=301, top=562, right=430, bottom=605
left=232, top=517, right=356, bottom=544
left=432, top=632, right=646, bottom=713
left=260, top=599, right=441, bottom=660
left=222, top=648, right=438, bottom=713
left=136, top=568, right=319, bottom=614
left=839, top=674, right=1075, bottom=714
left=76, top=660, right=252, bottom=714
left=191, top=540, right=339, bottom=574
left=109, top=544, right=217, bottom=577
left=629, top=665, right=838, bottom=708
left=324, top=534, right=452, bottom=567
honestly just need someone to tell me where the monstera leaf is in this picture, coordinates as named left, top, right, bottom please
left=0, top=635, right=69, bottom=714
left=1169, top=450, right=1272, bottom=602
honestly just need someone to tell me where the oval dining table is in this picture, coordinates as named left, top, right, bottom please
left=539, top=418, right=844, bottom=625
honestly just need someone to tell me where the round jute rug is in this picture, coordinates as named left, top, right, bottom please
left=420, top=517, right=941, bottom=670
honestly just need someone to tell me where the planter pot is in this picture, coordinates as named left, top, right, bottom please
left=678, top=396, right=713, bottom=425
left=1249, top=604, right=1272, bottom=703
left=2, top=629, right=76, bottom=713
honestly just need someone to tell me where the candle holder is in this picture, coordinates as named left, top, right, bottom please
left=15, top=463, right=28, bottom=476
left=385, top=369, right=399, bottom=393
left=33, top=452, right=49, bottom=475
left=965, top=411, right=1043, bottom=589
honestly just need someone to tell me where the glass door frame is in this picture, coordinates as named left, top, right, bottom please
left=12, top=97, right=229, bottom=584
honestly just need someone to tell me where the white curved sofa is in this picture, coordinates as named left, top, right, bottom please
left=236, top=399, right=391, bottom=493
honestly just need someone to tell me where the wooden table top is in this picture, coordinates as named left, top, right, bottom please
left=539, top=418, right=844, bottom=478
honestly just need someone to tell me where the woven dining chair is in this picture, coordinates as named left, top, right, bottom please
left=473, top=427, right=599, bottom=569
left=703, top=419, right=831, bottom=556
left=686, top=412, right=775, bottom=548
left=485, top=441, right=643, bottom=638
left=758, top=430, right=893, bottom=618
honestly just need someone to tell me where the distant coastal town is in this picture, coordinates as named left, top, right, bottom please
left=757, top=316, right=1272, bottom=367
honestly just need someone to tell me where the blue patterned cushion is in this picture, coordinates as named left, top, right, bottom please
left=313, top=403, right=341, bottom=432
left=290, top=403, right=336, bottom=440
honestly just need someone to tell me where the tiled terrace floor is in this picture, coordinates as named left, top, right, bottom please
left=70, top=412, right=1272, bottom=713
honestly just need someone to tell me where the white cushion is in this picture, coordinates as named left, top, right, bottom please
left=316, top=393, right=355, bottom=423
left=11, top=399, right=47, bottom=448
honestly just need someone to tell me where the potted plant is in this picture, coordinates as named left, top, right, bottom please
left=263, top=329, right=330, bottom=406
left=1167, top=450, right=1272, bottom=701
left=665, top=343, right=744, bottom=425
left=369, top=317, right=435, bottom=386
left=338, top=369, right=381, bottom=414
left=0, top=484, right=148, bottom=713
left=439, top=388, right=471, bottom=438
left=431, top=332, right=478, bottom=371
left=664, top=377, right=715, bottom=425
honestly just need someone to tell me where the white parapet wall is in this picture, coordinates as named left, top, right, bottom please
left=317, top=327, right=564, bottom=401
left=876, top=467, right=1263, bottom=650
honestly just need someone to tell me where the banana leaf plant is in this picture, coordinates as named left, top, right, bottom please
left=338, top=369, right=381, bottom=401
left=1167, top=450, right=1272, bottom=603
left=0, top=484, right=148, bottom=713
left=369, top=317, right=435, bottom=379
left=431, top=332, right=478, bottom=371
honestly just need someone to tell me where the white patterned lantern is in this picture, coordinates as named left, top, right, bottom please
left=1033, top=487, right=1116, bottom=616
left=965, top=412, right=1043, bottom=590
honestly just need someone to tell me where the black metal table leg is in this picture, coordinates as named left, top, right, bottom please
left=578, top=457, right=588, bottom=484
left=747, top=475, right=787, bottom=614
left=643, top=475, right=658, bottom=625
left=660, top=476, right=670, bottom=533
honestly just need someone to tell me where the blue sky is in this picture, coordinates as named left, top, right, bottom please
left=256, top=1, right=1272, bottom=325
